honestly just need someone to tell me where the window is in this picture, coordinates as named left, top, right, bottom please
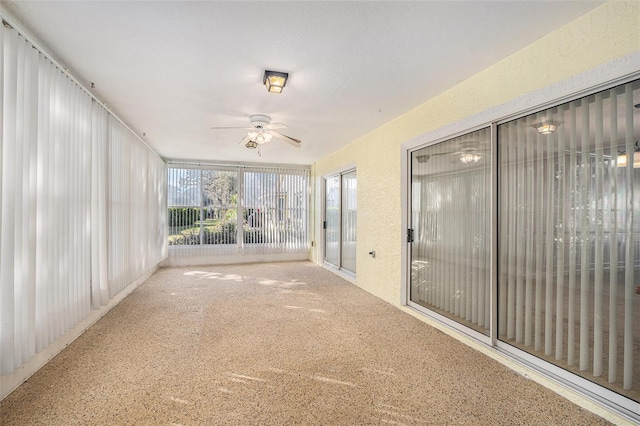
left=167, top=168, right=238, bottom=245
left=167, top=165, right=309, bottom=251
left=244, top=170, right=308, bottom=248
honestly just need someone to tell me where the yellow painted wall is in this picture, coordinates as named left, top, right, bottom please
left=311, top=1, right=640, bottom=304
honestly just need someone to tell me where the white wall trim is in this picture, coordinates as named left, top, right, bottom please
left=322, top=263, right=356, bottom=284
left=160, top=251, right=308, bottom=267
left=320, top=162, right=357, bottom=180
left=401, top=51, right=640, bottom=153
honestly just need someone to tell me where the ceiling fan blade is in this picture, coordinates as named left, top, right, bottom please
left=239, top=135, right=251, bottom=145
left=210, top=126, right=252, bottom=130
left=270, top=130, right=301, bottom=147
left=266, top=123, right=287, bottom=130
left=430, top=151, right=459, bottom=157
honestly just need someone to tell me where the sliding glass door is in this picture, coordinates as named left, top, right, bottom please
left=324, top=170, right=357, bottom=274
left=407, top=78, right=639, bottom=410
left=324, top=176, right=341, bottom=267
left=498, top=80, right=639, bottom=402
left=409, top=129, right=491, bottom=336
left=341, top=171, right=357, bottom=273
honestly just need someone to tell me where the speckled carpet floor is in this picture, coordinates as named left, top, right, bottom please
left=0, top=261, right=608, bottom=425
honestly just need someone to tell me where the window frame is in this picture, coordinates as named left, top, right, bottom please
left=167, top=162, right=310, bottom=251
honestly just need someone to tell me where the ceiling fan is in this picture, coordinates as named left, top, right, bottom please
left=416, top=140, right=488, bottom=164
left=210, top=114, right=301, bottom=150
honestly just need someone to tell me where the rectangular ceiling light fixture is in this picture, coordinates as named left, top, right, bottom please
left=617, top=141, right=640, bottom=168
left=263, top=70, right=288, bottom=93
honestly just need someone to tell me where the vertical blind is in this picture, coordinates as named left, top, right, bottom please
left=498, top=80, right=639, bottom=400
left=167, top=165, right=309, bottom=256
left=410, top=128, right=492, bottom=335
left=243, top=168, right=308, bottom=251
left=340, top=171, right=357, bottom=273
left=0, top=23, right=167, bottom=379
left=107, top=117, right=167, bottom=297
left=324, top=175, right=340, bottom=267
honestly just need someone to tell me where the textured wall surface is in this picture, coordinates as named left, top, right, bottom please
left=311, top=1, right=640, bottom=305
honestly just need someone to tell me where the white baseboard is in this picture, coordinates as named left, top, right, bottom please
left=0, top=264, right=159, bottom=401
left=160, top=250, right=309, bottom=267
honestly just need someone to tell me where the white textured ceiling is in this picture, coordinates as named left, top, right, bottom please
left=1, top=1, right=602, bottom=165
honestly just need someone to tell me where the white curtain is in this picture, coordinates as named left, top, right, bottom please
left=1, top=26, right=93, bottom=374
left=91, top=101, right=109, bottom=308
left=0, top=23, right=166, bottom=379
left=498, top=81, right=639, bottom=397
left=106, top=117, right=167, bottom=298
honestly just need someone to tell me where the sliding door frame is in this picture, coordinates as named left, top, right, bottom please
left=405, top=123, right=496, bottom=347
left=321, top=165, right=357, bottom=276
left=401, top=69, right=640, bottom=421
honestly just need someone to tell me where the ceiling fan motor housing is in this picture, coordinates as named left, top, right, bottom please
left=249, top=114, right=271, bottom=128
left=459, top=140, right=480, bottom=152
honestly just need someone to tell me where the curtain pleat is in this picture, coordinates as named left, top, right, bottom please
left=1, top=26, right=18, bottom=374
left=0, top=23, right=166, bottom=378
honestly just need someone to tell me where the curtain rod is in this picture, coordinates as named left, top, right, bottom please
left=166, top=159, right=311, bottom=170
left=0, top=13, right=161, bottom=160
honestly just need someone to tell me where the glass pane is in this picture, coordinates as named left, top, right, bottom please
left=167, top=168, right=202, bottom=245
left=167, top=207, right=201, bottom=246
left=410, top=128, right=491, bottom=336
left=243, top=171, right=308, bottom=247
left=244, top=172, right=276, bottom=244
left=278, top=173, right=308, bottom=249
left=167, top=168, right=201, bottom=206
left=498, top=79, right=639, bottom=402
left=202, top=170, right=238, bottom=245
left=341, top=171, right=357, bottom=273
left=325, top=176, right=340, bottom=266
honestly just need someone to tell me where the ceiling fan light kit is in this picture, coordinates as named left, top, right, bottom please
left=617, top=141, right=640, bottom=168
left=460, top=153, right=482, bottom=163
left=247, top=130, right=273, bottom=144
left=535, top=123, right=558, bottom=135
left=414, top=139, right=488, bottom=165
left=263, top=70, right=288, bottom=93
